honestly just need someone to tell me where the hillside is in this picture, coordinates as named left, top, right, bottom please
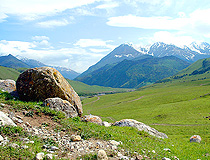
left=156, top=57, right=210, bottom=84
left=66, top=79, right=130, bottom=96
left=82, top=74, right=210, bottom=159
left=0, top=66, right=20, bottom=80
left=77, top=56, right=190, bottom=88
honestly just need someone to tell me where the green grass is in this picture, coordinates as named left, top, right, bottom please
left=0, top=66, right=20, bottom=80
left=81, top=78, right=210, bottom=159
left=67, top=79, right=131, bottom=96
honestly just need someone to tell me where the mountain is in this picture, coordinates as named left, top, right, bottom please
left=77, top=56, right=190, bottom=88
left=0, top=54, right=30, bottom=69
left=20, top=57, right=80, bottom=80
left=144, top=42, right=210, bottom=62
left=76, top=43, right=144, bottom=79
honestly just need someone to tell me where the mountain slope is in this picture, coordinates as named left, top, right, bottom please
left=0, top=66, right=20, bottom=80
left=0, top=54, right=30, bottom=69
left=77, top=56, right=190, bottom=88
left=76, top=44, right=144, bottom=80
left=156, top=57, right=210, bottom=84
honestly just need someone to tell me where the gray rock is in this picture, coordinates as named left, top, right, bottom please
left=0, top=111, right=16, bottom=126
left=162, top=158, right=171, bottom=160
left=36, top=152, right=45, bottom=160
left=43, top=97, right=78, bottom=118
left=21, top=145, right=29, bottom=149
left=97, top=149, right=108, bottom=160
left=81, top=115, right=102, bottom=125
left=50, top=146, right=59, bottom=151
left=0, top=135, right=3, bottom=141
left=102, top=121, right=111, bottom=127
left=190, top=135, right=201, bottom=143
left=112, top=119, right=168, bottom=139
left=0, top=79, right=16, bottom=93
left=46, top=153, right=53, bottom=160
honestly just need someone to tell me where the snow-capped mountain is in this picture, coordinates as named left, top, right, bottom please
left=76, top=41, right=210, bottom=81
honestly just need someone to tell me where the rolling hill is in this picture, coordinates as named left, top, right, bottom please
left=0, top=66, right=20, bottom=80
left=156, top=57, right=210, bottom=84
left=76, top=56, right=190, bottom=88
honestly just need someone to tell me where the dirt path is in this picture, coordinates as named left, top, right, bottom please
left=83, top=96, right=100, bottom=106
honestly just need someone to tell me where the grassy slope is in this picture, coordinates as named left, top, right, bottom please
left=0, top=66, right=20, bottom=80
left=82, top=78, right=210, bottom=159
left=67, top=79, right=130, bottom=96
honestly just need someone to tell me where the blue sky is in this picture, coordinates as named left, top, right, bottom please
left=0, top=0, right=210, bottom=73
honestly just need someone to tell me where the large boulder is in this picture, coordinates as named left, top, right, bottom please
left=16, top=67, right=82, bottom=116
left=43, top=97, right=78, bottom=118
left=112, top=119, right=168, bottom=139
left=0, top=79, right=16, bottom=93
left=0, top=111, right=17, bottom=126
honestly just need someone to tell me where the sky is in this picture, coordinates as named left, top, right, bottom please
left=1, top=0, right=210, bottom=73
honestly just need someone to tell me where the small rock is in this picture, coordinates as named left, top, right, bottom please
left=97, top=149, right=108, bottom=160
left=36, top=152, right=45, bottom=160
left=21, top=145, right=29, bottom=149
left=25, top=122, right=31, bottom=127
left=50, top=146, right=59, bottom=151
left=162, top=158, right=171, bottom=160
left=82, top=115, right=102, bottom=125
left=0, top=135, right=3, bottom=142
left=71, top=135, right=82, bottom=142
left=9, top=143, right=20, bottom=148
left=163, top=148, right=171, bottom=152
left=102, top=121, right=111, bottom=127
left=0, top=111, right=17, bottom=126
left=190, top=135, right=201, bottom=143
left=109, top=140, right=120, bottom=146
left=46, top=153, right=53, bottom=160
left=135, top=155, right=144, bottom=160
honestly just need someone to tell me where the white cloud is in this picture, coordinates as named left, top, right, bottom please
left=74, top=39, right=114, bottom=48
left=37, top=19, right=70, bottom=28
left=32, top=36, right=50, bottom=41
left=96, top=2, right=119, bottom=9
left=0, top=0, right=101, bottom=21
left=152, top=31, right=195, bottom=47
left=107, top=8, right=210, bottom=37
left=107, top=14, right=188, bottom=30
left=89, top=48, right=111, bottom=53
left=0, top=39, right=106, bottom=73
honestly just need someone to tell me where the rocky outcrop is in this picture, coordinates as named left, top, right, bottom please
left=16, top=67, right=82, bottom=116
left=81, top=115, right=102, bottom=125
left=0, top=79, right=16, bottom=93
left=0, top=111, right=17, bottom=126
left=112, top=119, right=168, bottom=139
left=43, top=98, right=78, bottom=118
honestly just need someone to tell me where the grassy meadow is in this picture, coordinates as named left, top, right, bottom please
left=82, top=77, right=210, bottom=159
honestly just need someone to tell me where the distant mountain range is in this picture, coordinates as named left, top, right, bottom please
left=0, top=54, right=80, bottom=80
left=76, top=42, right=210, bottom=88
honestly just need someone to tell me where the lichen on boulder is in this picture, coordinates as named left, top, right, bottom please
left=16, top=67, right=83, bottom=116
